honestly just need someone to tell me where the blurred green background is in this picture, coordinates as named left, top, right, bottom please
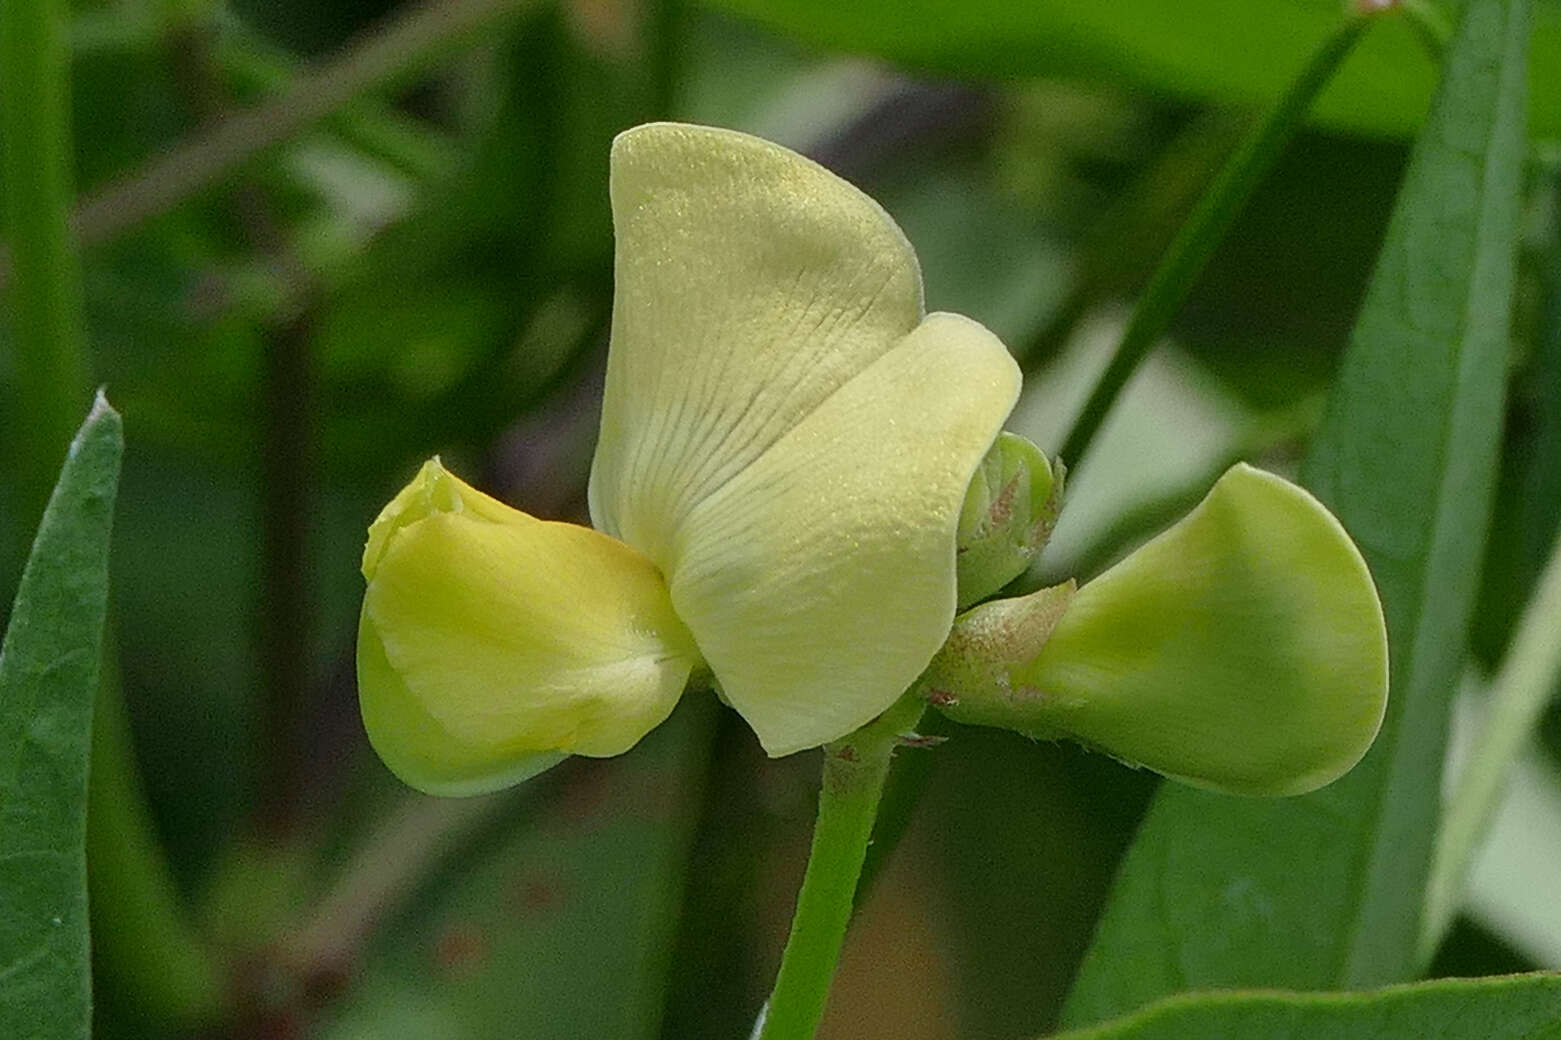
left=1, top=0, right=1558, bottom=1037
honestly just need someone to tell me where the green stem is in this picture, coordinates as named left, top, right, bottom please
left=854, top=711, right=951, bottom=901
left=1420, top=529, right=1561, bottom=962
left=0, top=0, right=89, bottom=525
left=757, top=695, right=926, bottom=1040
left=1056, top=12, right=1375, bottom=468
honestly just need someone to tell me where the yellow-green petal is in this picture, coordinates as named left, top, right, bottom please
left=357, top=460, right=700, bottom=795
left=357, top=611, right=564, bottom=797
left=589, top=122, right=925, bottom=568
left=669, top=313, right=1020, bottom=756
left=935, top=463, right=1389, bottom=796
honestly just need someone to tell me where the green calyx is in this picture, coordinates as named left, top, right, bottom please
left=920, top=579, right=1079, bottom=739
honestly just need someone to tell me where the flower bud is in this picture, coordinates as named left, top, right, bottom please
left=925, top=464, right=1388, bottom=797
left=955, top=432, right=1061, bottom=608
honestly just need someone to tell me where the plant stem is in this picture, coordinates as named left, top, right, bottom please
left=853, top=711, right=950, bottom=901
left=1421, top=529, right=1561, bottom=962
left=757, top=694, right=926, bottom=1040
left=0, top=0, right=89, bottom=524
left=1056, top=11, right=1376, bottom=469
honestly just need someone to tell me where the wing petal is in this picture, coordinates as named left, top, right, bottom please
left=359, top=460, right=699, bottom=794
left=670, top=313, right=1020, bottom=755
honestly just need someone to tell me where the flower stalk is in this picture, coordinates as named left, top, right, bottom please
left=757, top=693, right=927, bottom=1040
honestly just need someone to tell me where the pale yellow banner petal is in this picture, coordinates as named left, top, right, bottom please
left=1009, top=464, right=1389, bottom=796
left=589, top=122, right=925, bottom=568
left=669, top=312, right=1020, bottom=756
left=357, top=461, right=699, bottom=794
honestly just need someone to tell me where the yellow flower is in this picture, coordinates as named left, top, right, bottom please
left=358, top=121, right=1389, bottom=801
left=357, top=123, right=1021, bottom=794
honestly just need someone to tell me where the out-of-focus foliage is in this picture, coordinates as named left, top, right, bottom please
left=2, top=0, right=1558, bottom=1037
left=321, top=701, right=714, bottom=1040
left=703, top=0, right=1561, bottom=138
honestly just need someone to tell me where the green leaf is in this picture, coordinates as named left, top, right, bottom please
left=1053, top=973, right=1561, bottom=1040
left=697, top=0, right=1561, bottom=139
left=0, top=395, right=124, bottom=1040
left=1064, top=0, right=1527, bottom=1022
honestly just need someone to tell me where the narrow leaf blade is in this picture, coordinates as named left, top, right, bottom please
left=1054, top=973, right=1561, bottom=1040
left=0, top=395, right=125, bottom=1040
left=1065, top=0, right=1528, bottom=1022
